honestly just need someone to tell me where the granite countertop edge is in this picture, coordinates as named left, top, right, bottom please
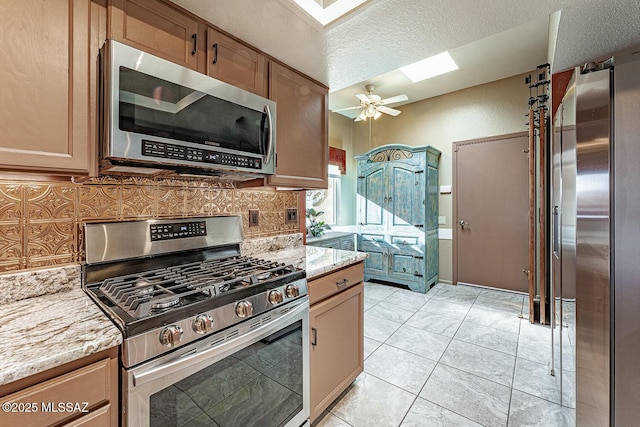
left=253, top=245, right=367, bottom=280
left=0, top=265, right=123, bottom=387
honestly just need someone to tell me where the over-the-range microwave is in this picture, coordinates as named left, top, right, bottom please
left=100, top=40, right=276, bottom=179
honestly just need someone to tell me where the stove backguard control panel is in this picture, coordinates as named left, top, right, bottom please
left=150, top=221, right=207, bottom=241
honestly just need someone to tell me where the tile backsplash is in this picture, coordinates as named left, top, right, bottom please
left=0, top=176, right=299, bottom=273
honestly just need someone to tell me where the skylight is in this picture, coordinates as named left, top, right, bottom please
left=291, top=0, right=369, bottom=26
left=399, top=52, right=458, bottom=83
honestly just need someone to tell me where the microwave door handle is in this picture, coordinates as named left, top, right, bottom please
left=263, top=104, right=274, bottom=165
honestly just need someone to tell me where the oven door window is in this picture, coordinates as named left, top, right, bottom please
left=149, top=321, right=303, bottom=427
left=118, top=67, right=267, bottom=155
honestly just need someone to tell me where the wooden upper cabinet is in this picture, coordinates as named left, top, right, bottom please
left=109, top=0, right=199, bottom=70
left=0, top=0, right=92, bottom=174
left=205, top=26, right=267, bottom=97
left=268, top=62, right=328, bottom=189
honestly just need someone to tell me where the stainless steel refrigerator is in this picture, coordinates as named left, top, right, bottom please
left=551, top=51, right=640, bottom=426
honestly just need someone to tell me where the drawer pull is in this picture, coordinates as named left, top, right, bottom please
left=191, top=33, right=198, bottom=56
left=212, top=42, right=219, bottom=64
left=336, top=278, right=348, bottom=289
left=311, top=328, right=317, bottom=346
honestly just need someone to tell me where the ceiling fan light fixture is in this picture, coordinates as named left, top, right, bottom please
left=373, top=110, right=382, bottom=120
left=399, top=51, right=458, bottom=83
left=365, top=104, right=376, bottom=117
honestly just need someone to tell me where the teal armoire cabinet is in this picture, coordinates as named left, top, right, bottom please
left=355, top=145, right=441, bottom=293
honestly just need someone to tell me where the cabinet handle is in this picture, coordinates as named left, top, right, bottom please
left=383, top=196, right=388, bottom=203
left=388, top=196, right=392, bottom=202
left=311, top=328, right=317, bottom=346
left=336, top=278, right=348, bottom=289
left=191, top=33, right=198, bottom=56
left=212, top=43, right=218, bottom=64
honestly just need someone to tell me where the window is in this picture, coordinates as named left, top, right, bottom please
left=306, top=165, right=341, bottom=226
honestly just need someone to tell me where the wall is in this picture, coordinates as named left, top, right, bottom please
left=341, top=72, right=532, bottom=281
left=328, top=113, right=356, bottom=226
left=0, top=176, right=299, bottom=273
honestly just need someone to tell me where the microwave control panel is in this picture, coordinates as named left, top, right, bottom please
left=142, top=140, right=262, bottom=170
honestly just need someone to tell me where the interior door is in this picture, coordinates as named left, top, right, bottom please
left=453, top=133, right=529, bottom=292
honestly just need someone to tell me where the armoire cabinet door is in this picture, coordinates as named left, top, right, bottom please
left=357, top=163, right=386, bottom=229
left=360, top=240, right=388, bottom=276
left=388, top=162, right=418, bottom=234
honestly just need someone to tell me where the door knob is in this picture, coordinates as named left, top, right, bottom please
left=458, top=220, right=469, bottom=228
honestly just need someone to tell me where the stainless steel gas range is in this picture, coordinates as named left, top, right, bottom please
left=82, top=216, right=309, bottom=427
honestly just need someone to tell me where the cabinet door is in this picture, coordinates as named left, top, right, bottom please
left=388, top=162, right=419, bottom=235
left=359, top=239, right=388, bottom=277
left=309, top=283, right=364, bottom=422
left=206, top=27, right=267, bottom=97
left=0, top=0, right=91, bottom=174
left=388, top=244, right=422, bottom=284
left=357, top=163, right=386, bottom=233
left=339, top=235, right=355, bottom=251
left=110, top=0, right=199, bottom=70
left=267, top=62, right=328, bottom=189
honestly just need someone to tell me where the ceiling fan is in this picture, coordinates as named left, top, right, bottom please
left=333, top=84, right=408, bottom=122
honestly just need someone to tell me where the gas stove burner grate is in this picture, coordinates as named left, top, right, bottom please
left=94, top=255, right=298, bottom=319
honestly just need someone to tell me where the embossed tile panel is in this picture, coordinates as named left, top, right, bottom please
left=0, top=178, right=299, bottom=273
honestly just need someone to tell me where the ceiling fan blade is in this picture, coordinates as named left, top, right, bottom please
left=355, top=93, right=369, bottom=102
left=332, top=106, right=364, bottom=112
left=380, top=94, right=408, bottom=105
left=377, top=105, right=402, bottom=116
left=355, top=110, right=367, bottom=122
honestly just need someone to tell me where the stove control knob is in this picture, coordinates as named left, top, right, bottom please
left=159, top=325, right=183, bottom=347
left=285, top=284, right=300, bottom=298
left=236, top=300, right=254, bottom=318
left=268, top=290, right=284, bottom=305
left=193, top=314, right=214, bottom=334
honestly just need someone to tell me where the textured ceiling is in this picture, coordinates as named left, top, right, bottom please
left=170, top=0, right=640, bottom=110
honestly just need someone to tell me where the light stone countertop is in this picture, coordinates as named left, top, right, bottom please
left=306, top=231, right=356, bottom=244
left=254, top=245, right=367, bottom=280
left=0, top=265, right=123, bottom=386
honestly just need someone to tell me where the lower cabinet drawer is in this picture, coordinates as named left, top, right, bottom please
left=63, top=403, right=111, bottom=426
left=308, top=262, right=364, bottom=305
left=0, top=358, right=112, bottom=426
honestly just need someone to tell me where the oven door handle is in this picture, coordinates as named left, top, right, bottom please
left=131, top=298, right=308, bottom=387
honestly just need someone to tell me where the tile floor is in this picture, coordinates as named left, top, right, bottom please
left=313, top=282, right=576, bottom=427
